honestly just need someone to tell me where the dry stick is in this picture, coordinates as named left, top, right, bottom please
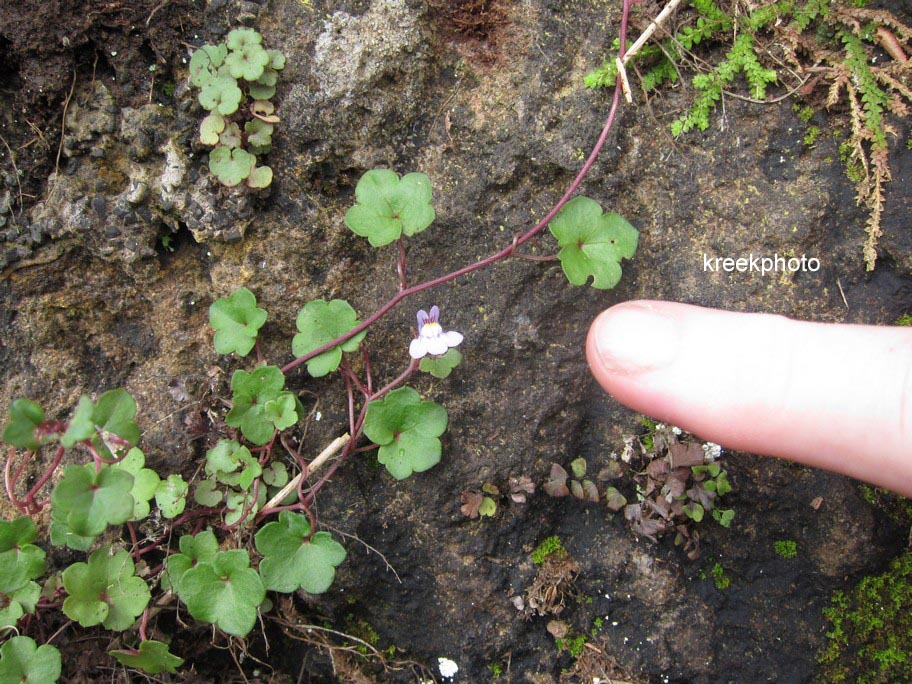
left=0, top=134, right=23, bottom=218
left=615, top=0, right=685, bottom=103
left=54, top=72, right=77, bottom=178
left=263, top=433, right=350, bottom=511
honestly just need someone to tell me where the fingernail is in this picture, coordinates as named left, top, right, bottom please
left=592, top=305, right=679, bottom=374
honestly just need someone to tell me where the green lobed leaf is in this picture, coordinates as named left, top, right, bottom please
left=262, top=461, right=288, bottom=487
left=110, top=640, right=184, bottom=675
left=344, top=169, right=436, bottom=247
left=3, top=399, right=46, bottom=450
left=61, top=395, right=96, bottom=447
left=363, top=387, right=448, bottom=480
left=218, top=122, right=243, bottom=149
left=91, top=388, right=141, bottom=457
left=418, top=348, right=462, bottom=379
left=256, top=68, right=279, bottom=87
left=291, top=300, right=367, bottom=378
left=163, top=530, right=219, bottom=599
left=198, top=74, right=243, bottom=115
left=224, top=489, right=265, bottom=527
left=263, top=394, right=298, bottom=432
left=548, top=196, right=639, bottom=289
left=245, top=119, right=274, bottom=148
left=199, top=112, right=225, bottom=145
left=189, top=44, right=227, bottom=87
left=181, top=549, right=265, bottom=637
left=155, top=474, right=188, bottom=518
left=682, top=501, right=705, bottom=523
left=267, top=49, right=286, bottom=70
left=209, top=146, right=255, bottom=186
left=226, top=27, right=263, bottom=51
left=0, top=516, right=46, bottom=592
left=0, top=581, right=40, bottom=628
left=205, top=440, right=262, bottom=489
left=112, top=447, right=161, bottom=520
left=248, top=81, right=276, bottom=100
left=193, top=478, right=223, bottom=507
left=0, top=636, right=61, bottom=684
left=255, top=511, right=347, bottom=594
left=48, top=517, right=95, bottom=551
left=246, top=164, right=273, bottom=189
left=225, top=43, right=270, bottom=81
left=51, top=463, right=135, bottom=537
left=62, top=546, right=151, bottom=631
left=478, top=497, right=497, bottom=518
left=225, top=366, right=297, bottom=445
left=209, top=287, right=268, bottom=357
left=714, top=508, right=735, bottom=527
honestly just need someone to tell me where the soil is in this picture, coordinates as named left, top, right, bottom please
left=1, top=1, right=911, bottom=683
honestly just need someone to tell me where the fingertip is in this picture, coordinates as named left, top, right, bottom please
left=586, top=301, right=681, bottom=393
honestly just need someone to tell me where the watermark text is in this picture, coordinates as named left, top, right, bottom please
left=703, top=253, right=819, bottom=276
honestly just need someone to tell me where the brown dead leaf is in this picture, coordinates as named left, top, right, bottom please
left=459, top=491, right=483, bottom=518
left=669, top=442, right=705, bottom=468
left=543, top=463, right=570, bottom=497
left=509, top=475, right=535, bottom=503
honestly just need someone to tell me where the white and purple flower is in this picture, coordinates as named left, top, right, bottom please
left=409, top=306, right=463, bottom=359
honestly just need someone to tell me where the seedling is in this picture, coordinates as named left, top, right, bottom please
left=188, top=28, right=285, bottom=188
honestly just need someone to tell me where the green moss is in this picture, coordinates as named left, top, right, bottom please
left=556, top=634, right=587, bottom=659
left=711, top=561, right=731, bottom=590
left=532, top=535, right=567, bottom=565
left=858, top=485, right=912, bottom=527
left=774, top=540, right=798, bottom=558
left=819, top=553, right=912, bottom=683
left=895, top=314, right=912, bottom=327
left=796, top=104, right=815, bottom=123
left=803, top=126, right=821, bottom=146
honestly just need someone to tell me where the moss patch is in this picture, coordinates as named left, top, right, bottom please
left=819, top=553, right=912, bottom=683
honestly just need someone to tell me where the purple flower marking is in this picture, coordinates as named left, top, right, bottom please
left=409, top=305, right=464, bottom=359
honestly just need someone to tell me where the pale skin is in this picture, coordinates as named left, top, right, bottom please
left=586, top=301, right=912, bottom=496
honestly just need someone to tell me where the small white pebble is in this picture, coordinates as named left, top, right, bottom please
left=438, top=657, right=458, bottom=678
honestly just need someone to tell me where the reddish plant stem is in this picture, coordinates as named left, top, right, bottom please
left=280, top=83, right=624, bottom=377
left=221, top=478, right=261, bottom=532
left=257, top=501, right=306, bottom=517
left=127, top=521, right=140, bottom=558
left=280, top=432, right=311, bottom=504
left=302, top=358, right=419, bottom=506
left=24, top=445, right=66, bottom=511
left=5, top=449, right=29, bottom=514
left=138, top=607, right=150, bottom=642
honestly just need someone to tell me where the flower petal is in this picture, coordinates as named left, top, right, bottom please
left=416, top=309, right=429, bottom=328
left=441, top=331, right=463, bottom=347
left=428, top=305, right=439, bottom=323
left=409, top=338, right=428, bottom=359
left=425, top=336, right=449, bottom=356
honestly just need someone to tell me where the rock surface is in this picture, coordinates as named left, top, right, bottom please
left=0, top=0, right=910, bottom=682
